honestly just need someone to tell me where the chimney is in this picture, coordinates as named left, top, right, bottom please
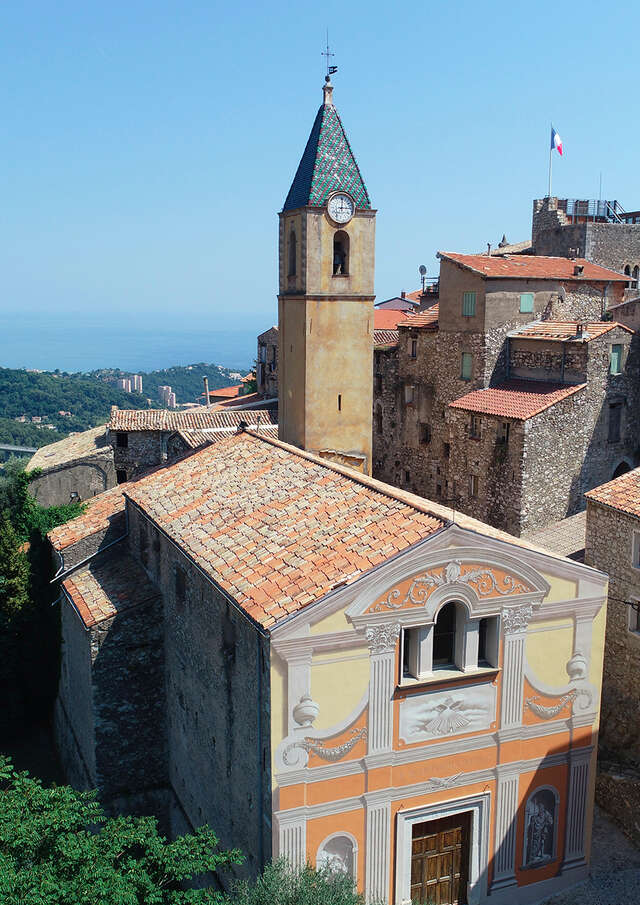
left=487, top=243, right=492, bottom=255
left=576, top=322, right=590, bottom=340
left=401, top=290, right=406, bottom=298
left=568, top=247, right=578, bottom=260
left=574, top=264, right=584, bottom=275
left=203, top=376, right=210, bottom=410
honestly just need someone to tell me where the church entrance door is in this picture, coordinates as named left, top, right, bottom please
left=410, top=812, right=471, bottom=905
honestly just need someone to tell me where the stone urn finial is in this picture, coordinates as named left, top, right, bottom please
left=293, top=694, right=319, bottom=728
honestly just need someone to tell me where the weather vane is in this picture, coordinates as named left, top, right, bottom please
left=321, top=29, right=338, bottom=78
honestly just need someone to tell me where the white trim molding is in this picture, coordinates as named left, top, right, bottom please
left=394, top=791, right=491, bottom=905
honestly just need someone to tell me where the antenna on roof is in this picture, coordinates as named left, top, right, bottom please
left=419, top=264, right=427, bottom=293
left=322, top=29, right=338, bottom=77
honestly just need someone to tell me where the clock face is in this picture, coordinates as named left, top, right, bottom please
left=327, top=193, right=355, bottom=224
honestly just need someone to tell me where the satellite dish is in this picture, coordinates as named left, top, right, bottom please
left=419, top=264, right=427, bottom=275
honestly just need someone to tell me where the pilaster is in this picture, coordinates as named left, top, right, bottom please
left=365, top=793, right=391, bottom=904
left=365, top=623, right=400, bottom=754
left=491, top=767, right=520, bottom=891
left=500, top=605, right=532, bottom=728
left=562, top=746, right=592, bottom=871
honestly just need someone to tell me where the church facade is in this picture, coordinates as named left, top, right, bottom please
left=52, top=80, right=608, bottom=905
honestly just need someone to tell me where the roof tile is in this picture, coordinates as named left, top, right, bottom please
left=449, top=380, right=586, bottom=420
left=439, top=252, right=627, bottom=282
left=585, top=467, right=640, bottom=518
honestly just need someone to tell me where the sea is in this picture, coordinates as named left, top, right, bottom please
left=0, top=313, right=258, bottom=373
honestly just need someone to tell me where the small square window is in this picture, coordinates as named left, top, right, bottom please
left=470, top=415, right=481, bottom=439
left=609, top=403, right=622, bottom=443
left=519, top=292, right=534, bottom=313
left=405, top=385, right=415, bottom=404
left=116, top=432, right=128, bottom=448
left=404, top=469, right=411, bottom=484
left=461, top=352, right=472, bottom=381
left=410, top=338, right=418, bottom=359
left=628, top=601, right=640, bottom=635
left=497, top=422, right=510, bottom=444
left=462, top=291, right=476, bottom=317
left=470, top=474, right=479, bottom=497
left=610, top=344, right=623, bottom=375
left=420, top=422, right=431, bottom=444
left=632, top=531, right=640, bottom=569
left=116, top=469, right=127, bottom=484
left=443, top=442, right=450, bottom=459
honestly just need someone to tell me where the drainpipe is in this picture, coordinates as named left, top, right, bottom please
left=203, top=376, right=210, bottom=410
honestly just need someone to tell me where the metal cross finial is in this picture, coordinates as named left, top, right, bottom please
left=321, top=29, right=338, bottom=78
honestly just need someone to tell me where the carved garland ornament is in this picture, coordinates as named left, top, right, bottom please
left=373, top=560, right=530, bottom=612
left=282, top=727, right=368, bottom=766
left=525, top=693, right=577, bottom=719
left=424, top=772, right=464, bottom=792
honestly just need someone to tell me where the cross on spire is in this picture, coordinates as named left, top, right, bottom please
left=321, top=30, right=338, bottom=78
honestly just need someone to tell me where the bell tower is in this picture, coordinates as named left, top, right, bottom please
left=278, top=77, right=376, bottom=473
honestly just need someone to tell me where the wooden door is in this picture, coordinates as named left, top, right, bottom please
left=410, top=812, right=471, bottom=905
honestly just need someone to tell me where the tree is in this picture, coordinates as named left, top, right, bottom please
left=224, top=860, right=371, bottom=905
left=0, top=516, right=30, bottom=621
left=0, top=756, right=242, bottom=905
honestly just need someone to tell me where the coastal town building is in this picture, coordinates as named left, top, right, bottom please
left=584, top=469, right=640, bottom=844
left=257, top=327, right=278, bottom=399
left=373, top=252, right=633, bottom=536
left=51, top=79, right=610, bottom=905
left=27, top=425, right=117, bottom=507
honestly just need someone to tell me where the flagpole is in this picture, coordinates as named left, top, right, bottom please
left=548, top=125, right=553, bottom=198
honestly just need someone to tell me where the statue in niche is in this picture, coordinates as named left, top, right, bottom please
left=316, top=835, right=355, bottom=879
left=524, top=789, right=556, bottom=867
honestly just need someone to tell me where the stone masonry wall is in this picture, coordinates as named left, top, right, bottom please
left=111, top=430, right=163, bottom=479
left=446, top=410, right=525, bottom=535
left=128, top=504, right=272, bottom=884
left=55, top=599, right=96, bottom=790
left=30, top=452, right=116, bottom=508
left=585, top=501, right=640, bottom=765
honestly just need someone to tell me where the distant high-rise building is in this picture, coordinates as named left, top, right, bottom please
left=167, top=392, right=176, bottom=409
left=158, top=385, right=172, bottom=404
left=117, top=378, right=132, bottom=393
left=132, top=375, right=143, bottom=393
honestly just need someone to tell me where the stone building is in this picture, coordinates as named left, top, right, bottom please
left=584, top=468, right=640, bottom=844
left=50, top=78, right=612, bottom=905
left=373, top=252, right=632, bottom=535
left=257, top=326, right=279, bottom=398
left=532, top=196, right=640, bottom=286
left=27, top=425, right=117, bottom=507
left=108, top=406, right=277, bottom=482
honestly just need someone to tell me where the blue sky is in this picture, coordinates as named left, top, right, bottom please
left=1, top=1, right=638, bottom=363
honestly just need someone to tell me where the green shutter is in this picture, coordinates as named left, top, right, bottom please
left=462, top=291, right=476, bottom=316
left=610, top=344, right=622, bottom=374
left=461, top=352, right=472, bottom=380
left=519, top=293, right=534, bottom=313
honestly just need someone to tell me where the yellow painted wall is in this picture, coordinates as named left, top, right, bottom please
left=310, top=650, right=370, bottom=731
left=310, top=607, right=352, bottom=635
left=539, top=572, right=578, bottom=603
left=526, top=620, right=574, bottom=687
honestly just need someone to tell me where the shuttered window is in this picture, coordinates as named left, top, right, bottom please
left=462, top=291, right=476, bottom=316
left=461, top=352, right=472, bottom=381
left=519, top=292, right=534, bottom=313
left=610, top=344, right=623, bottom=375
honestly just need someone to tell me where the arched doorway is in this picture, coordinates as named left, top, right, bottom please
left=612, top=460, right=631, bottom=480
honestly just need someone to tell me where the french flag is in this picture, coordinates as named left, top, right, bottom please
left=551, top=127, right=563, bottom=156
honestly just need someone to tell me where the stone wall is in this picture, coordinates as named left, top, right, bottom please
left=30, top=452, right=117, bottom=508
left=55, top=509, right=127, bottom=572
left=111, top=430, right=163, bottom=479
left=508, top=338, right=588, bottom=383
left=585, top=501, right=640, bottom=765
left=257, top=327, right=279, bottom=399
left=128, top=504, right=272, bottom=883
left=55, top=600, right=96, bottom=790
left=610, top=297, right=640, bottom=332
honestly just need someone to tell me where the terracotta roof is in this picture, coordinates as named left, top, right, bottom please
left=28, top=425, right=110, bottom=472
left=438, top=252, right=627, bottom=282
left=124, top=433, right=444, bottom=630
left=404, top=290, right=424, bottom=303
left=177, top=425, right=279, bottom=449
left=510, top=320, right=632, bottom=342
left=283, top=93, right=371, bottom=211
left=489, top=240, right=533, bottom=256
left=585, top=467, right=640, bottom=519
left=398, top=305, right=439, bottom=330
left=63, top=548, right=160, bottom=628
left=374, top=309, right=413, bottom=330
left=210, top=392, right=270, bottom=410
left=449, top=380, right=586, bottom=420
left=208, top=384, right=242, bottom=399
left=48, top=483, right=126, bottom=551
left=373, top=329, right=399, bottom=348
left=109, top=408, right=277, bottom=432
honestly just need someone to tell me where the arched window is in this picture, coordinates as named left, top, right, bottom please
left=333, top=231, right=349, bottom=275
left=288, top=230, right=296, bottom=277
left=433, top=602, right=457, bottom=667
left=624, top=264, right=631, bottom=288
left=613, top=460, right=631, bottom=479
left=633, top=265, right=639, bottom=290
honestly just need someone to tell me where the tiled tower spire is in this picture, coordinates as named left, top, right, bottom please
left=283, top=77, right=371, bottom=212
